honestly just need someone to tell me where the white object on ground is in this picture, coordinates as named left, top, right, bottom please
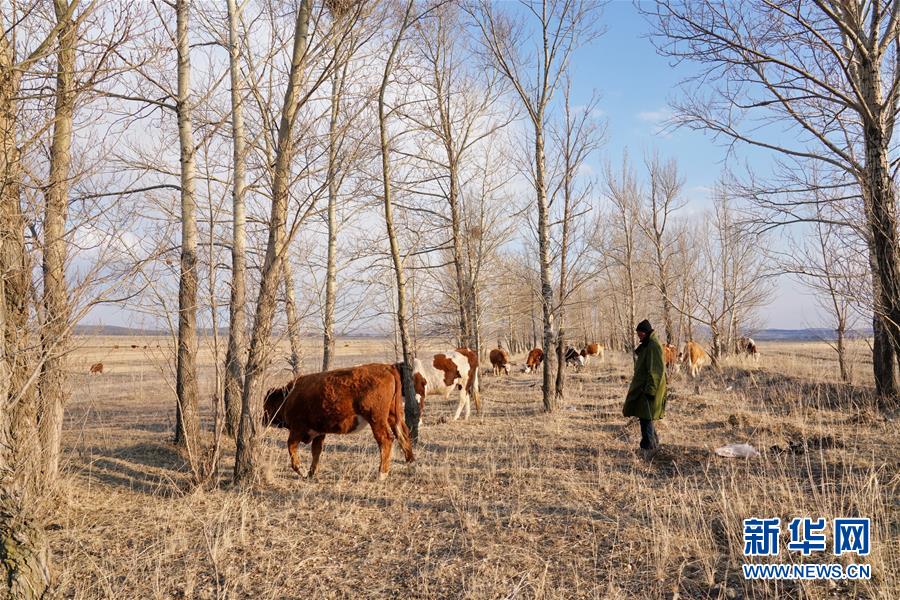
left=714, top=443, right=760, bottom=458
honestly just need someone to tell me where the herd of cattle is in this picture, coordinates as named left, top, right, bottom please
left=84, top=335, right=758, bottom=479
left=258, top=336, right=759, bottom=480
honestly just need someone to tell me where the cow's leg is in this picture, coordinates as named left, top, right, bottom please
left=453, top=388, right=469, bottom=421
left=370, top=420, right=394, bottom=481
left=287, top=430, right=303, bottom=477
left=307, top=434, right=326, bottom=479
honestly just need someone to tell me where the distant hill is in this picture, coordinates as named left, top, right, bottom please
left=752, top=328, right=872, bottom=341
left=73, top=325, right=383, bottom=338
left=74, top=325, right=169, bottom=336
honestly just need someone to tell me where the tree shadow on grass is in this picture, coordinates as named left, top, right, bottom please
left=71, top=442, right=192, bottom=496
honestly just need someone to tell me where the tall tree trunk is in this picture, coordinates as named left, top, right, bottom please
left=173, top=0, right=202, bottom=475
left=283, top=258, right=302, bottom=376
left=534, top=124, right=555, bottom=412
left=1, top=34, right=51, bottom=598
left=379, top=0, right=419, bottom=441
left=862, top=163, right=900, bottom=396
left=871, top=312, right=895, bottom=395
left=37, top=0, right=77, bottom=485
left=322, top=62, right=340, bottom=372
left=555, top=142, right=573, bottom=403
left=860, top=52, right=900, bottom=397
left=235, top=0, right=310, bottom=485
left=223, top=0, right=247, bottom=438
left=448, top=164, right=471, bottom=348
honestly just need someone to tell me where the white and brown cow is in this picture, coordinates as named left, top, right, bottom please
left=455, top=347, right=481, bottom=414
left=489, top=347, right=511, bottom=376
left=523, top=348, right=544, bottom=373
left=738, top=336, right=759, bottom=361
left=579, top=343, right=605, bottom=366
left=682, top=341, right=710, bottom=379
left=564, top=346, right=585, bottom=369
left=413, top=350, right=470, bottom=422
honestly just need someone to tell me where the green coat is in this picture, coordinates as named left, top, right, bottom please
left=623, top=332, right=667, bottom=420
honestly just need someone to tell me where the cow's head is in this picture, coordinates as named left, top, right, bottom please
left=262, top=385, right=290, bottom=428
left=433, top=354, right=463, bottom=387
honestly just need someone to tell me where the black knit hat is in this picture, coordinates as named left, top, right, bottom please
left=636, top=319, right=653, bottom=334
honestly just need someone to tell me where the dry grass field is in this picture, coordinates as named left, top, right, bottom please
left=50, top=336, right=898, bottom=599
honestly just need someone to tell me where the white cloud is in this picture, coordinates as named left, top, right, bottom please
left=636, top=108, right=672, bottom=123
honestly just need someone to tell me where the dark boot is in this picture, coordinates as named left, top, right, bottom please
left=639, top=418, right=659, bottom=450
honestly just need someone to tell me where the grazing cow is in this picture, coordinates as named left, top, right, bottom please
left=263, top=363, right=414, bottom=480
left=489, top=347, right=511, bottom=376
left=579, top=343, right=605, bottom=366
left=89, top=362, right=104, bottom=375
left=682, top=341, right=710, bottom=378
left=564, top=346, right=585, bottom=369
left=662, top=344, right=681, bottom=374
left=455, top=347, right=481, bottom=414
left=523, top=348, right=544, bottom=373
left=738, top=336, right=759, bottom=361
left=413, top=350, right=470, bottom=422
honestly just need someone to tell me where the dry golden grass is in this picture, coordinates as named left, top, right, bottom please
left=51, top=337, right=898, bottom=599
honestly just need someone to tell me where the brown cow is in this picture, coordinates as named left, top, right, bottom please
left=263, top=363, right=414, bottom=480
left=89, top=362, right=104, bottom=375
left=489, top=347, right=510, bottom=376
left=523, top=348, right=544, bottom=373
left=455, top=347, right=481, bottom=414
left=662, top=344, right=680, bottom=374
left=682, top=341, right=710, bottom=379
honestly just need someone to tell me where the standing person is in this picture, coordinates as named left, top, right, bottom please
left=623, top=319, right=666, bottom=454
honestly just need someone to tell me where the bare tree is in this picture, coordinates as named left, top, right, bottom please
left=551, top=84, right=603, bottom=402
left=469, top=0, right=603, bottom=412
left=783, top=201, right=868, bottom=382
left=646, top=0, right=900, bottom=395
left=602, top=154, right=642, bottom=357
left=1, top=13, right=51, bottom=593
left=1, top=0, right=115, bottom=593
left=378, top=0, right=420, bottom=440
left=410, top=2, right=511, bottom=350
left=223, top=0, right=248, bottom=437
left=234, top=0, right=312, bottom=485
left=171, top=0, right=203, bottom=477
left=684, top=186, right=773, bottom=362
left=320, top=1, right=364, bottom=371
left=639, top=153, right=686, bottom=346
left=35, top=0, right=78, bottom=486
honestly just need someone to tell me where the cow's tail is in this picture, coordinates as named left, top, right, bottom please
left=471, top=365, right=481, bottom=413
left=391, top=365, right=414, bottom=463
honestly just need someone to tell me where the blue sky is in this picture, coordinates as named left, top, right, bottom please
left=566, top=1, right=822, bottom=329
